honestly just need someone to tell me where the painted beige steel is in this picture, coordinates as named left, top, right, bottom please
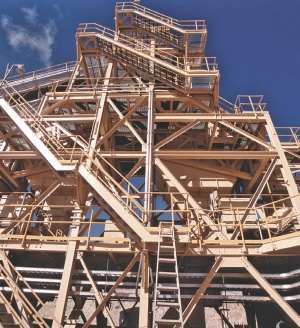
left=0, top=1, right=300, bottom=327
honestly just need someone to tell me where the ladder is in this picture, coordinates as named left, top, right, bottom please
left=153, top=222, right=183, bottom=327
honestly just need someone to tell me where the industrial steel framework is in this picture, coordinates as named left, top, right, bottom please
left=0, top=2, right=300, bottom=327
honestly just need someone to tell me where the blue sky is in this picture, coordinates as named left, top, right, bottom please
left=0, top=0, right=299, bottom=126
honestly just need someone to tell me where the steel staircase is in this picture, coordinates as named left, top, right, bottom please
left=77, top=24, right=218, bottom=93
left=0, top=62, right=76, bottom=97
left=98, top=37, right=184, bottom=86
left=132, top=15, right=183, bottom=46
left=153, top=222, right=183, bottom=327
left=78, top=24, right=186, bottom=89
left=116, top=2, right=206, bottom=50
left=0, top=261, right=52, bottom=328
left=119, top=11, right=184, bottom=47
left=1, top=82, right=70, bottom=161
left=0, top=85, right=155, bottom=244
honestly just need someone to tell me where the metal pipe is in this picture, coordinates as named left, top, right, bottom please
left=14, top=266, right=300, bottom=280
left=276, top=321, right=294, bottom=328
left=2, top=287, right=300, bottom=302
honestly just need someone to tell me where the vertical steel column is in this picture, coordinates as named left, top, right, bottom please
left=52, top=242, right=77, bottom=327
left=52, top=217, right=80, bottom=328
left=144, top=86, right=154, bottom=224
left=138, top=249, right=150, bottom=328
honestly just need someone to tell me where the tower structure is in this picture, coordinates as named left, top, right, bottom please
left=1, top=2, right=300, bottom=327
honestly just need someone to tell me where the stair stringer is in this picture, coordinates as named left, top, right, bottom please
left=77, top=164, right=157, bottom=245
left=0, top=98, right=74, bottom=172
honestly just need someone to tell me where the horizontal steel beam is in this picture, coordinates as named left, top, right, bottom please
left=2, top=276, right=300, bottom=292
left=96, top=150, right=277, bottom=159
left=14, top=266, right=300, bottom=281
left=40, top=115, right=96, bottom=122
left=154, top=112, right=267, bottom=122
left=1, top=236, right=300, bottom=255
left=0, top=151, right=42, bottom=159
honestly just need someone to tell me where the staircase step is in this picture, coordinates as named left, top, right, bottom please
left=0, top=314, right=15, bottom=321
left=156, top=285, right=178, bottom=291
left=156, top=301, right=180, bottom=307
left=160, top=245, right=173, bottom=249
left=96, top=36, right=186, bottom=89
left=158, top=271, right=177, bottom=277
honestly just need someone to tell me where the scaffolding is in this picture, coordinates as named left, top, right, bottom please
left=0, top=2, right=300, bottom=327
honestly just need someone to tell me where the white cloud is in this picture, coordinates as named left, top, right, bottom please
left=54, top=4, right=63, bottom=19
left=21, top=6, right=38, bottom=25
left=1, top=7, right=57, bottom=67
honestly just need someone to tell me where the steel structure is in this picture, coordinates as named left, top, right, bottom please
left=0, top=2, right=300, bottom=327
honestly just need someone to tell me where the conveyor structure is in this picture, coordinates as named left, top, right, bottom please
left=0, top=2, right=300, bottom=327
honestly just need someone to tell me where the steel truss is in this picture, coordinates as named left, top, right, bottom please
left=0, top=2, right=300, bottom=327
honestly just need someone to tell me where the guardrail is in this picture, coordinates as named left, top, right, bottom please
left=77, top=23, right=216, bottom=71
left=234, top=95, right=266, bottom=112
left=274, top=127, right=300, bottom=144
left=0, top=62, right=76, bottom=95
left=1, top=82, right=299, bottom=250
left=0, top=189, right=298, bottom=249
left=116, top=2, right=206, bottom=31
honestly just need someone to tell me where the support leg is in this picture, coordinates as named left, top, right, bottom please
left=139, top=249, right=149, bottom=328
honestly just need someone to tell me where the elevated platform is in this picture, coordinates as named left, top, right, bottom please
left=0, top=2, right=300, bottom=328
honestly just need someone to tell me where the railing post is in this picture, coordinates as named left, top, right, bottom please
left=21, top=208, right=35, bottom=247
left=171, top=193, right=175, bottom=226
left=85, top=207, right=93, bottom=249
left=237, top=210, right=246, bottom=252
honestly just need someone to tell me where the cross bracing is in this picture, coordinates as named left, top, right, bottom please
left=0, top=2, right=300, bottom=327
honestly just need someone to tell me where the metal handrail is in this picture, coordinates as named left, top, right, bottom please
left=0, top=210, right=298, bottom=246
left=5, top=61, right=76, bottom=84
left=234, top=95, right=266, bottom=112
left=115, top=2, right=206, bottom=31
left=77, top=23, right=217, bottom=72
left=0, top=194, right=298, bottom=244
left=0, top=62, right=76, bottom=95
left=275, top=127, right=300, bottom=144
left=1, top=82, right=69, bottom=160
left=0, top=260, right=62, bottom=327
left=1, top=82, right=298, bottom=249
